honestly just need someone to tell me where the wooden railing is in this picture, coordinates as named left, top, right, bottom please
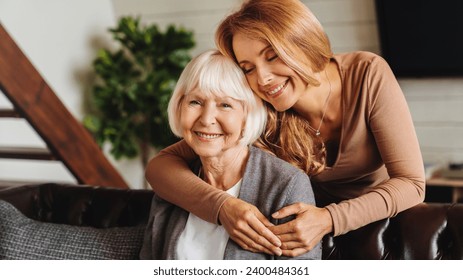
left=0, top=24, right=128, bottom=188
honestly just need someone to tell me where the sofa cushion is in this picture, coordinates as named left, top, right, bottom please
left=0, top=200, right=145, bottom=260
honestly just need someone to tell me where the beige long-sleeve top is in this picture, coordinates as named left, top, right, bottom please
left=145, top=51, right=425, bottom=236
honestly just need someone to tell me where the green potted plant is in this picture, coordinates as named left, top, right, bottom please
left=84, top=16, right=195, bottom=184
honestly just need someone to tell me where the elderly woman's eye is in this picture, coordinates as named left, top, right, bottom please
left=221, top=103, right=232, bottom=108
left=189, top=100, right=201, bottom=105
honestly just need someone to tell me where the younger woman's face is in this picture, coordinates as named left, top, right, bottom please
left=232, top=32, right=309, bottom=112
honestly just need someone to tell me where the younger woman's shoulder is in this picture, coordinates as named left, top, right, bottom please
left=334, top=51, right=395, bottom=84
left=334, top=51, right=389, bottom=70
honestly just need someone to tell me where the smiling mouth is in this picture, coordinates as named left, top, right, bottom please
left=266, top=80, right=288, bottom=96
left=195, top=132, right=222, bottom=139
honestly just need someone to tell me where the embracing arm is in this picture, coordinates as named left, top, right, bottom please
left=326, top=55, right=425, bottom=236
left=146, top=140, right=281, bottom=252
left=145, top=140, right=231, bottom=223
left=270, top=55, right=425, bottom=256
left=274, top=172, right=322, bottom=260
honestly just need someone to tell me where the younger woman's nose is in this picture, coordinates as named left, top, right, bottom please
left=257, top=66, right=273, bottom=86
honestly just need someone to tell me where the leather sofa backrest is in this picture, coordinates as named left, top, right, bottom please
left=1, top=183, right=462, bottom=259
left=323, top=203, right=463, bottom=259
left=0, top=183, right=153, bottom=228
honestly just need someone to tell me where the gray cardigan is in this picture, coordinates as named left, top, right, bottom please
left=140, top=146, right=321, bottom=259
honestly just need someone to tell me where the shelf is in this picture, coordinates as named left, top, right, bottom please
left=426, top=177, right=463, bottom=203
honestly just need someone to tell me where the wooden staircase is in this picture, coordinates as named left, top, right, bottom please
left=0, top=24, right=129, bottom=188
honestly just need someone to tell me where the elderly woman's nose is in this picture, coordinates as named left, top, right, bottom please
left=199, top=105, right=217, bottom=125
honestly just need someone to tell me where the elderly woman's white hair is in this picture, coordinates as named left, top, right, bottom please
left=167, top=49, right=267, bottom=146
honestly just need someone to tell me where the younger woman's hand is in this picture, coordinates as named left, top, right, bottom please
left=270, top=203, right=333, bottom=257
left=219, top=197, right=283, bottom=256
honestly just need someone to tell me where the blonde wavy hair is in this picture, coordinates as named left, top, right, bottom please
left=215, top=0, right=333, bottom=175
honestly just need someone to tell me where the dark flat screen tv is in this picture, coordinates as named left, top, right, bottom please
left=375, top=0, right=463, bottom=77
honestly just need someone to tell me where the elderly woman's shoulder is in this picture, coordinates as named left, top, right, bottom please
left=249, top=146, right=308, bottom=178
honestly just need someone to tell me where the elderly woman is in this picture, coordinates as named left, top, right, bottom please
left=139, top=50, right=320, bottom=260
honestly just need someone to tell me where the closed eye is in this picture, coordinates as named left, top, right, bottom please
left=242, top=67, right=254, bottom=75
left=267, top=54, right=278, bottom=62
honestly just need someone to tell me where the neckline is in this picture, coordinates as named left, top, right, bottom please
left=323, top=55, right=345, bottom=170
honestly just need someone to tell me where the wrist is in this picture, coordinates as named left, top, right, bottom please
left=322, top=207, right=334, bottom=235
left=217, top=196, right=234, bottom=225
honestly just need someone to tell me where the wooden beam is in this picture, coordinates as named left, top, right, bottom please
left=0, top=146, right=56, bottom=161
left=0, top=24, right=129, bottom=188
left=0, top=108, right=21, bottom=118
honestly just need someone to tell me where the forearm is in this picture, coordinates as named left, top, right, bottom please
left=145, top=140, right=232, bottom=223
left=324, top=55, right=425, bottom=236
left=326, top=175, right=425, bottom=236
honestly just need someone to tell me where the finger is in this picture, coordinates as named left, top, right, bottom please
left=280, top=241, right=303, bottom=250
left=268, top=220, right=296, bottom=235
left=272, top=203, right=304, bottom=219
left=241, top=221, right=282, bottom=255
left=219, top=198, right=281, bottom=254
left=249, top=213, right=281, bottom=247
left=273, top=230, right=304, bottom=250
left=231, top=230, right=279, bottom=256
left=253, top=208, right=275, bottom=227
left=280, top=235, right=318, bottom=250
left=230, top=236, right=258, bottom=253
left=281, top=247, right=310, bottom=258
left=276, top=232, right=299, bottom=243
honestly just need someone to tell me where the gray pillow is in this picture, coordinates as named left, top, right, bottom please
left=0, top=200, right=145, bottom=260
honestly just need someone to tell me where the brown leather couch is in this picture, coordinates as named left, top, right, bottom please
left=323, top=203, right=463, bottom=259
left=0, top=183, right=152, bottom=228
left=0, top=183, right=462, bottom=260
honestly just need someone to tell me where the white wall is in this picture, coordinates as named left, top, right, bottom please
left=1, top=0, right=462, bottom=188
left=0, top=0, right=145, bottom=188
left=401, top=79, right=463, bottom=165
left=112, top=0, right=242, bottom=56
left=112, top=0, right=379, bottom=55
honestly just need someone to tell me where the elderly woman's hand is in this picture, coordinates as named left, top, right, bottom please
left=219, top=197, right=283, bottom=256
left=270, top=203, right=333, bottom=257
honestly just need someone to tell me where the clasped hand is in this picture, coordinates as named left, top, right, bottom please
left=218, top=197, right=333, bottom=257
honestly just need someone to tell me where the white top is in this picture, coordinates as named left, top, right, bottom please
left=176, top=180, right=242, bottom=260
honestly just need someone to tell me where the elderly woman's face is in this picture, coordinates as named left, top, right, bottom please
left=180, top=89, right=246, bottom=158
